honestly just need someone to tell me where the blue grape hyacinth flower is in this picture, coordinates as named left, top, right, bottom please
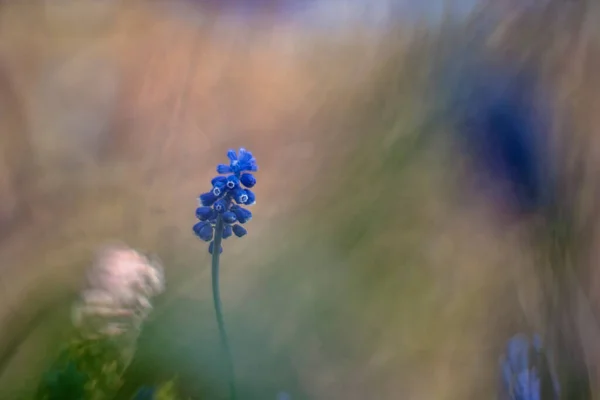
left=499, top=334, right=560, bottom=400
left=192, top=147, right=259, bottom=400
left=194, top=148, right=257, bottom=254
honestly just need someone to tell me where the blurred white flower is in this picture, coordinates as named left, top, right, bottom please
left=72, top=243, right=165, bottom=339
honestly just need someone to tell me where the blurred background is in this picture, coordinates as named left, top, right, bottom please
left=1, top=0, right=599, bottom=398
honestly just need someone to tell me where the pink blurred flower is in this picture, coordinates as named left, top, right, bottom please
left=73, top=243, right=165, bottom=338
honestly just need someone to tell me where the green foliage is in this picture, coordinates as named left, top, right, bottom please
left=37, top=361, right=87, bottom=400
left=33, top=331, right=189, bottom=400
left=35, top=336, right=127, bottom=400
left=129, top=380, right=187, bottom=400
left=155, top=380, right=185, bottom=400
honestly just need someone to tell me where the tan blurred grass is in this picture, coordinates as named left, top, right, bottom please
left=0, top=2, right=399, bottom=396
left=0, top=1, right=599, bottom=399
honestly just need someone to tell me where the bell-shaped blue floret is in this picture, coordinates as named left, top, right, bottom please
left=199, top=192, right=218, bottom=207
left=222, top=224, right=233, bottom=239
left=231, top=188, right=248, bottom=204
left=217, top=164, right=232, bottom=174
left=240, top=173, right=256, bottom=188
left=231, top=206, right=252, bottom=223
left=214, top=199, right=228, bottom=214
left=193, top=221, right=214, bottom=242
left=222, top=211, right=237, bottom=224
left=232, top=224, right=247, bottom=238
left=226, top=175, right=240, bottom=190
left=196, top=206, right=215, bottom=221
left=243, top=189, right=256, bottom=205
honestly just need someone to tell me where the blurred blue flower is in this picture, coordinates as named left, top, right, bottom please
left=448, top=63, right=554, bottom=216
left=194, top=148, right=257, bottom=253
left=277, top=391, right=292, bottom=400
left=499, top=334, right=559, bottom=400
left=132, top=386, right=155, bottom=400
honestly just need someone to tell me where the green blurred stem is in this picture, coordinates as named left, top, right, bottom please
left=211, top=215, right=237, bottom=400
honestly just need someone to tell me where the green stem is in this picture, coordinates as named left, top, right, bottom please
left=211, top=215, right=237, bottom=400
